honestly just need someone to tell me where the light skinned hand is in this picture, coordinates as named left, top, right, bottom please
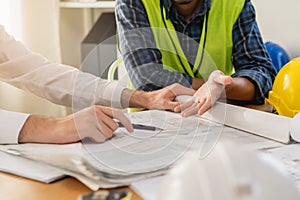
left=18, top=105, right=133, bottom=144
left=180, top=70, right=232, bottom=117
left=145, top=83, right=195, bottom=111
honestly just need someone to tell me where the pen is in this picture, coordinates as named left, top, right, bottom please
left=117, top=121, right=163, bottom=131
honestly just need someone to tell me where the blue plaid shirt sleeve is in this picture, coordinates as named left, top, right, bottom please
left=115, top=0, right=192, bottom=91
left=231, top=0, right=276, bottom=104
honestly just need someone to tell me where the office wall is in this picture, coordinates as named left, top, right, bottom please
left=252, top=0, right=300, bottom=58
left=0, top=0, right=66, bottom=117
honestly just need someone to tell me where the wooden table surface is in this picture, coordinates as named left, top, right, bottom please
left=0, top=172, right=142, bottom=200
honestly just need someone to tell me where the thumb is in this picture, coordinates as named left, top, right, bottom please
left=164, top=101, right=181, bottom=111
left=169, top=83, right=195, bottom=96
left=213, top=71, right=232, bottom=85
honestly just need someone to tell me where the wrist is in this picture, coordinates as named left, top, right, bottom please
left=19, top=115, right=55, bottom=143
left=129, top=90, right=150, bottom=109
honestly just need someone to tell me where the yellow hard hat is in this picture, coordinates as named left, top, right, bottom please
left=265, top=58, right=300, bottom=118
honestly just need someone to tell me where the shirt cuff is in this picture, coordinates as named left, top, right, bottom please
left=0, top=110, right=30, bottom=144
left=98, top=82, right=126, bottom=109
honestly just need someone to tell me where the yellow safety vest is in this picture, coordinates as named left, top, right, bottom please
left=141, top=0, right=245, bottom=79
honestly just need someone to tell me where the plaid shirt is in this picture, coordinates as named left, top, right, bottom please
left=116, top=0, right=276, bottom=104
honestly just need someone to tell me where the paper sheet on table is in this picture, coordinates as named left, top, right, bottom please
left=0, top=143, right=118, bottom=190
left=0, top=151, right=65, bottom=183
left=0, top=110, right=283, bottom=190
left=0, top=111, right=210, bottom=189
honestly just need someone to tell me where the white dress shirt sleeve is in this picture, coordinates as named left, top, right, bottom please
left=0, top=110, right=29, bottom=144
left=0, top=25, right=125, bottom=109
left=0, top=25, right=126, bottom=143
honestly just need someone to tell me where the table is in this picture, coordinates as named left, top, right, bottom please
left=0, top=105, right=295, bottom=200
left=0, top=172, right=142, bottom=200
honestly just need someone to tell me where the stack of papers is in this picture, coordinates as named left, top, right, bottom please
left=0, top=151, right=65, bottom=183
left=0, top=110, right=285, bottom=191
left=0, top=110, right=217, bottom=190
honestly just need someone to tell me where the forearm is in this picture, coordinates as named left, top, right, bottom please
left=0, top=25, right=77, bottom=107
left=193, top=76, right=255, bottom=101
left=19, top=106, right=133, bottom=144
left=192, top=78, right=205, bottom=90
left=231, top=1, right=276, bottom=103
left=0, top=26, right=125, bottom=108
left=18, top=115, right=75, bottom=144
left=225, top=77, right=255, bottom=101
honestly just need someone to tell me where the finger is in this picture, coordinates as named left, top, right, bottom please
left=173, top=104, right=181, bottom=113
left=214, top=74, right=233, bottom=85
left=102, top=107, right=134, bottom=133
left=98, top=123, right=114, bottom=139
left=181, top=102, right=199, bottom=117
left=88, top=112, right=112, bottom=142
left=168, top=83, right=195, bottom=96
left=95, top=111, right=117, bottom=138
left=93, top=106, right=121, bottom=138
left=100, top=107, right=133, bottom=132
left=88, top=133, right=106, bottom=143
left=179, top=99, right=194, bottom=112
left=197, top=97, right=206, bottom=111
left=100, top=106, right=119, bottom=118
left=163, top=101, right=181, bottom=111
left=198, top=98, right=212, bottom=115
left=183, top=97, right=205, bottom=117
left=114, top=113, right=133, bottom=133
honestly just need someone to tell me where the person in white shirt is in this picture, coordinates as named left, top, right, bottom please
left=0, top=25, right=194, bottom=144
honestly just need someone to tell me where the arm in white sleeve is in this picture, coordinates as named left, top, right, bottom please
left=0, top=25, right=125, bottom=109
left=0, top=109, right=29, bottom=144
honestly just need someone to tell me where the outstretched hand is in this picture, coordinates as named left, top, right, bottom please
left=178, top=70, right=232, bottom=117
left=145, top=83, right=195, bottom=111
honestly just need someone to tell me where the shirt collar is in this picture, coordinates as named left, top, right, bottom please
left=162, top=0, right=211, bottom=19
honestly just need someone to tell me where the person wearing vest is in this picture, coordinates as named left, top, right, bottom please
left=116, top=0, right=276, bottom=116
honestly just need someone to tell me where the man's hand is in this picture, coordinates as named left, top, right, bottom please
left=18, top=106, right=133, bottom=144
left=139, top=83, right=195, bottom=111
left=179, top=70, right=232, bottom=117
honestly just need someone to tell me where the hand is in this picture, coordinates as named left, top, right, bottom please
left=18, top=106, right=133, bottom=144
left=144, top=83, right=195, bottom=111
left=180, top=70, right=232, bottom=117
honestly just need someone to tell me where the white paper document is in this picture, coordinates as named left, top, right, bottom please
left=0, top=110, right=284, bottom=191
left=176, top=96, right=299, bottom=144
left=0, top=151, right=65, bottom=183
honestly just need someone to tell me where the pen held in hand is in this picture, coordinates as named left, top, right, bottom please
left=117, top=121, right=163, bottom=131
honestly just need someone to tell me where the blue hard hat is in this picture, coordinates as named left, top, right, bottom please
left=265, top=42, right=290, bottom=73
